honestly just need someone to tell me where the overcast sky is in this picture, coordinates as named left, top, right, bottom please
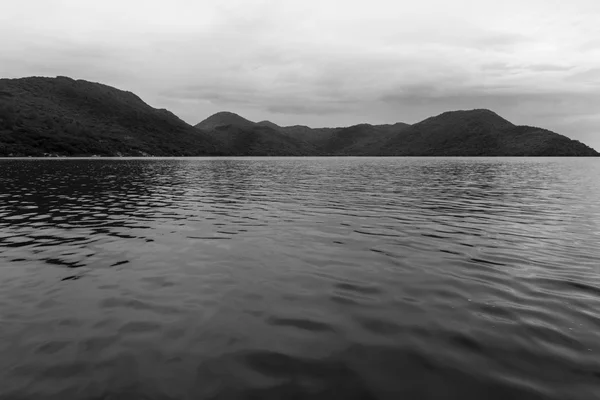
left=1, top=0, right=599, bottom=148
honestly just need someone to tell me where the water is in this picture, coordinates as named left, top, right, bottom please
left=1, top=157, right=600, bottom=400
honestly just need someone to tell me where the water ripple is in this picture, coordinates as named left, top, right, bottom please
left=1, top=157, right=600, bottom=399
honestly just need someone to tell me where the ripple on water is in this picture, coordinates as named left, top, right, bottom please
left=1, top=157, right=600, bottom=399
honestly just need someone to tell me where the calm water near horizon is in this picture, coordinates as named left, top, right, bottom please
left=1, top=157, right=600, bottom=400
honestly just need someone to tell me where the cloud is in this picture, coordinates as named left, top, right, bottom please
left=0, top=0, right=599, bottom=149
left=481, top=62, right=513, bottom=71
left=469, top=32, right=532, bottom=51
left=565, top=68, right=600, bottom=83
left=580, top=39, right=600, bottom=51
left=267, top=103, right=350, bottom=116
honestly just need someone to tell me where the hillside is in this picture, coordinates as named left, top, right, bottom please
left=195, top=113, right=317, bottom=156
left=218, top=117, right=411, bottom=155
left=255, top=120, right=282, bottom=130
left=202, top=108, right=599, bottom=156
left=199, top=124, right=317, bottom=156
left=0, top=76, right=597, bottom=157
left=372, top=109, right=599, bottom=156
left=195, top=113, right=411, bottom=156
left=317, top=123, right=411, bottom=155
left=274, top=125, right=339, bottom=145
left=0, top=76, right=220, bottom=156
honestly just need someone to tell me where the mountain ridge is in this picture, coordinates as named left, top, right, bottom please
left=372, top=109, right=597, bottom=156
left=0, top=76, right=597, bottom=156
left=0, top=76, right=221, bottom=156
left=195, top=108, right=597, bottom=156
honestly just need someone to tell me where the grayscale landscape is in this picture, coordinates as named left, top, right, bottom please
left=1, top=1, right=599, bottom=400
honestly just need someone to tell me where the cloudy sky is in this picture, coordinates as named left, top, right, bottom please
left=1, top=0, right=599, bottom=148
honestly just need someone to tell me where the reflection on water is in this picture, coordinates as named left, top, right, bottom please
left=1, top=157, right=600, bottom=400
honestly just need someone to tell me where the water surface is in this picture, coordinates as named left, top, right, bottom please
left=1, top=157, right=600, bottom=400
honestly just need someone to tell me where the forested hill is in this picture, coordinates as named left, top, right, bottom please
left=196, top=109, right=599, bottom=156
left=1, top=76, right=597, bottom=157
left=0, top=76, right=220, bottom=156
left=370, top=109, right=600, bottom=156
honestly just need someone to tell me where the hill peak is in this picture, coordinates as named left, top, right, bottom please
left=256, top=120, right=281, bottom=130
left=210, top=111, right=245, bottom=118
left=431, top=108, right=505, bottom=119
left=195, top=111, right=254, bottom=130
left=418, top=108, right=514, bottom=129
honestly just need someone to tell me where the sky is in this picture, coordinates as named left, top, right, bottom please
left=1, top=0, right=599, bottom=149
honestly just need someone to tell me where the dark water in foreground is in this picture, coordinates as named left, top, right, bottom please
left=1, top=157, right=600, bottom=400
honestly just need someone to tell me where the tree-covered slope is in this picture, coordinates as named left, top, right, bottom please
left=373, top=109, right=599, bottom=156
left=0, top=76, right=220, bottom=156
left=1, top=76, right=597, bottom=157
left=196, top=113, right=318, bottom=156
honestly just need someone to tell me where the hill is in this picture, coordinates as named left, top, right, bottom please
left=195, top=113, right=317, bottom=156
left=372, top=109, right=598, bottom=156
left=197, top=109, right=597, bottom=156
left=196, top=111, right=255, bottom=131
left=317, top=123, right=411, bottom=155
left=256, top=120, right=282, bottom=130
left=0, top=76, right=220, bottom=156
left=199, top=109, right=599, bottom=157
left=0, top=76, right=597, bottom=157
left=275, top=125, right=339, bottom=145
left=199, top=124, right=317, bottom=156
left=205, top=117, right=411, bottom=155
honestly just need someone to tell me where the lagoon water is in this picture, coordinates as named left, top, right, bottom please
left=1, top=157, right=600, bottom=400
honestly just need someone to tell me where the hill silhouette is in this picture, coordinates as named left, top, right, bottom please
left=268, top=124, right=339, bottom=145
left=371, top=109, right=598, bottom=156
left=255, top=120, right=411, bottom=155
left=0, top=76, right=597, bottom=157
left=0, top=76, right=219, bottom=156
left=196, top=111, right=255, bottom=131
left=318, top=123, right=411, bottom=155
left=255, top=120, right=281, bottom=130
left=196, top=114, right=412, bottom=155
left=195, top=112, right=316, bottom=156
left=200, top=109, right=597, bottom=156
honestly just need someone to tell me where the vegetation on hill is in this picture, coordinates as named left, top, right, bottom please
left=203, top=109, right=597, bottom=156
left=195, top=113, right=317, bottom=156
left=268, top=124, right=339, bottom=146
left=0, top=76, right=219, bottom=157
left=254, top=120, right=412, bottom=155
left=372, top=110, right=599, bottom=156
left=255, top=120, right=281, bottom=130
left=1, top=77, right=597, bottom=157
left=200, top=124, right=317, bottom=156
left=196, top=111, right=255, bottom=131
left=317, top=123, right=411, bottom=155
